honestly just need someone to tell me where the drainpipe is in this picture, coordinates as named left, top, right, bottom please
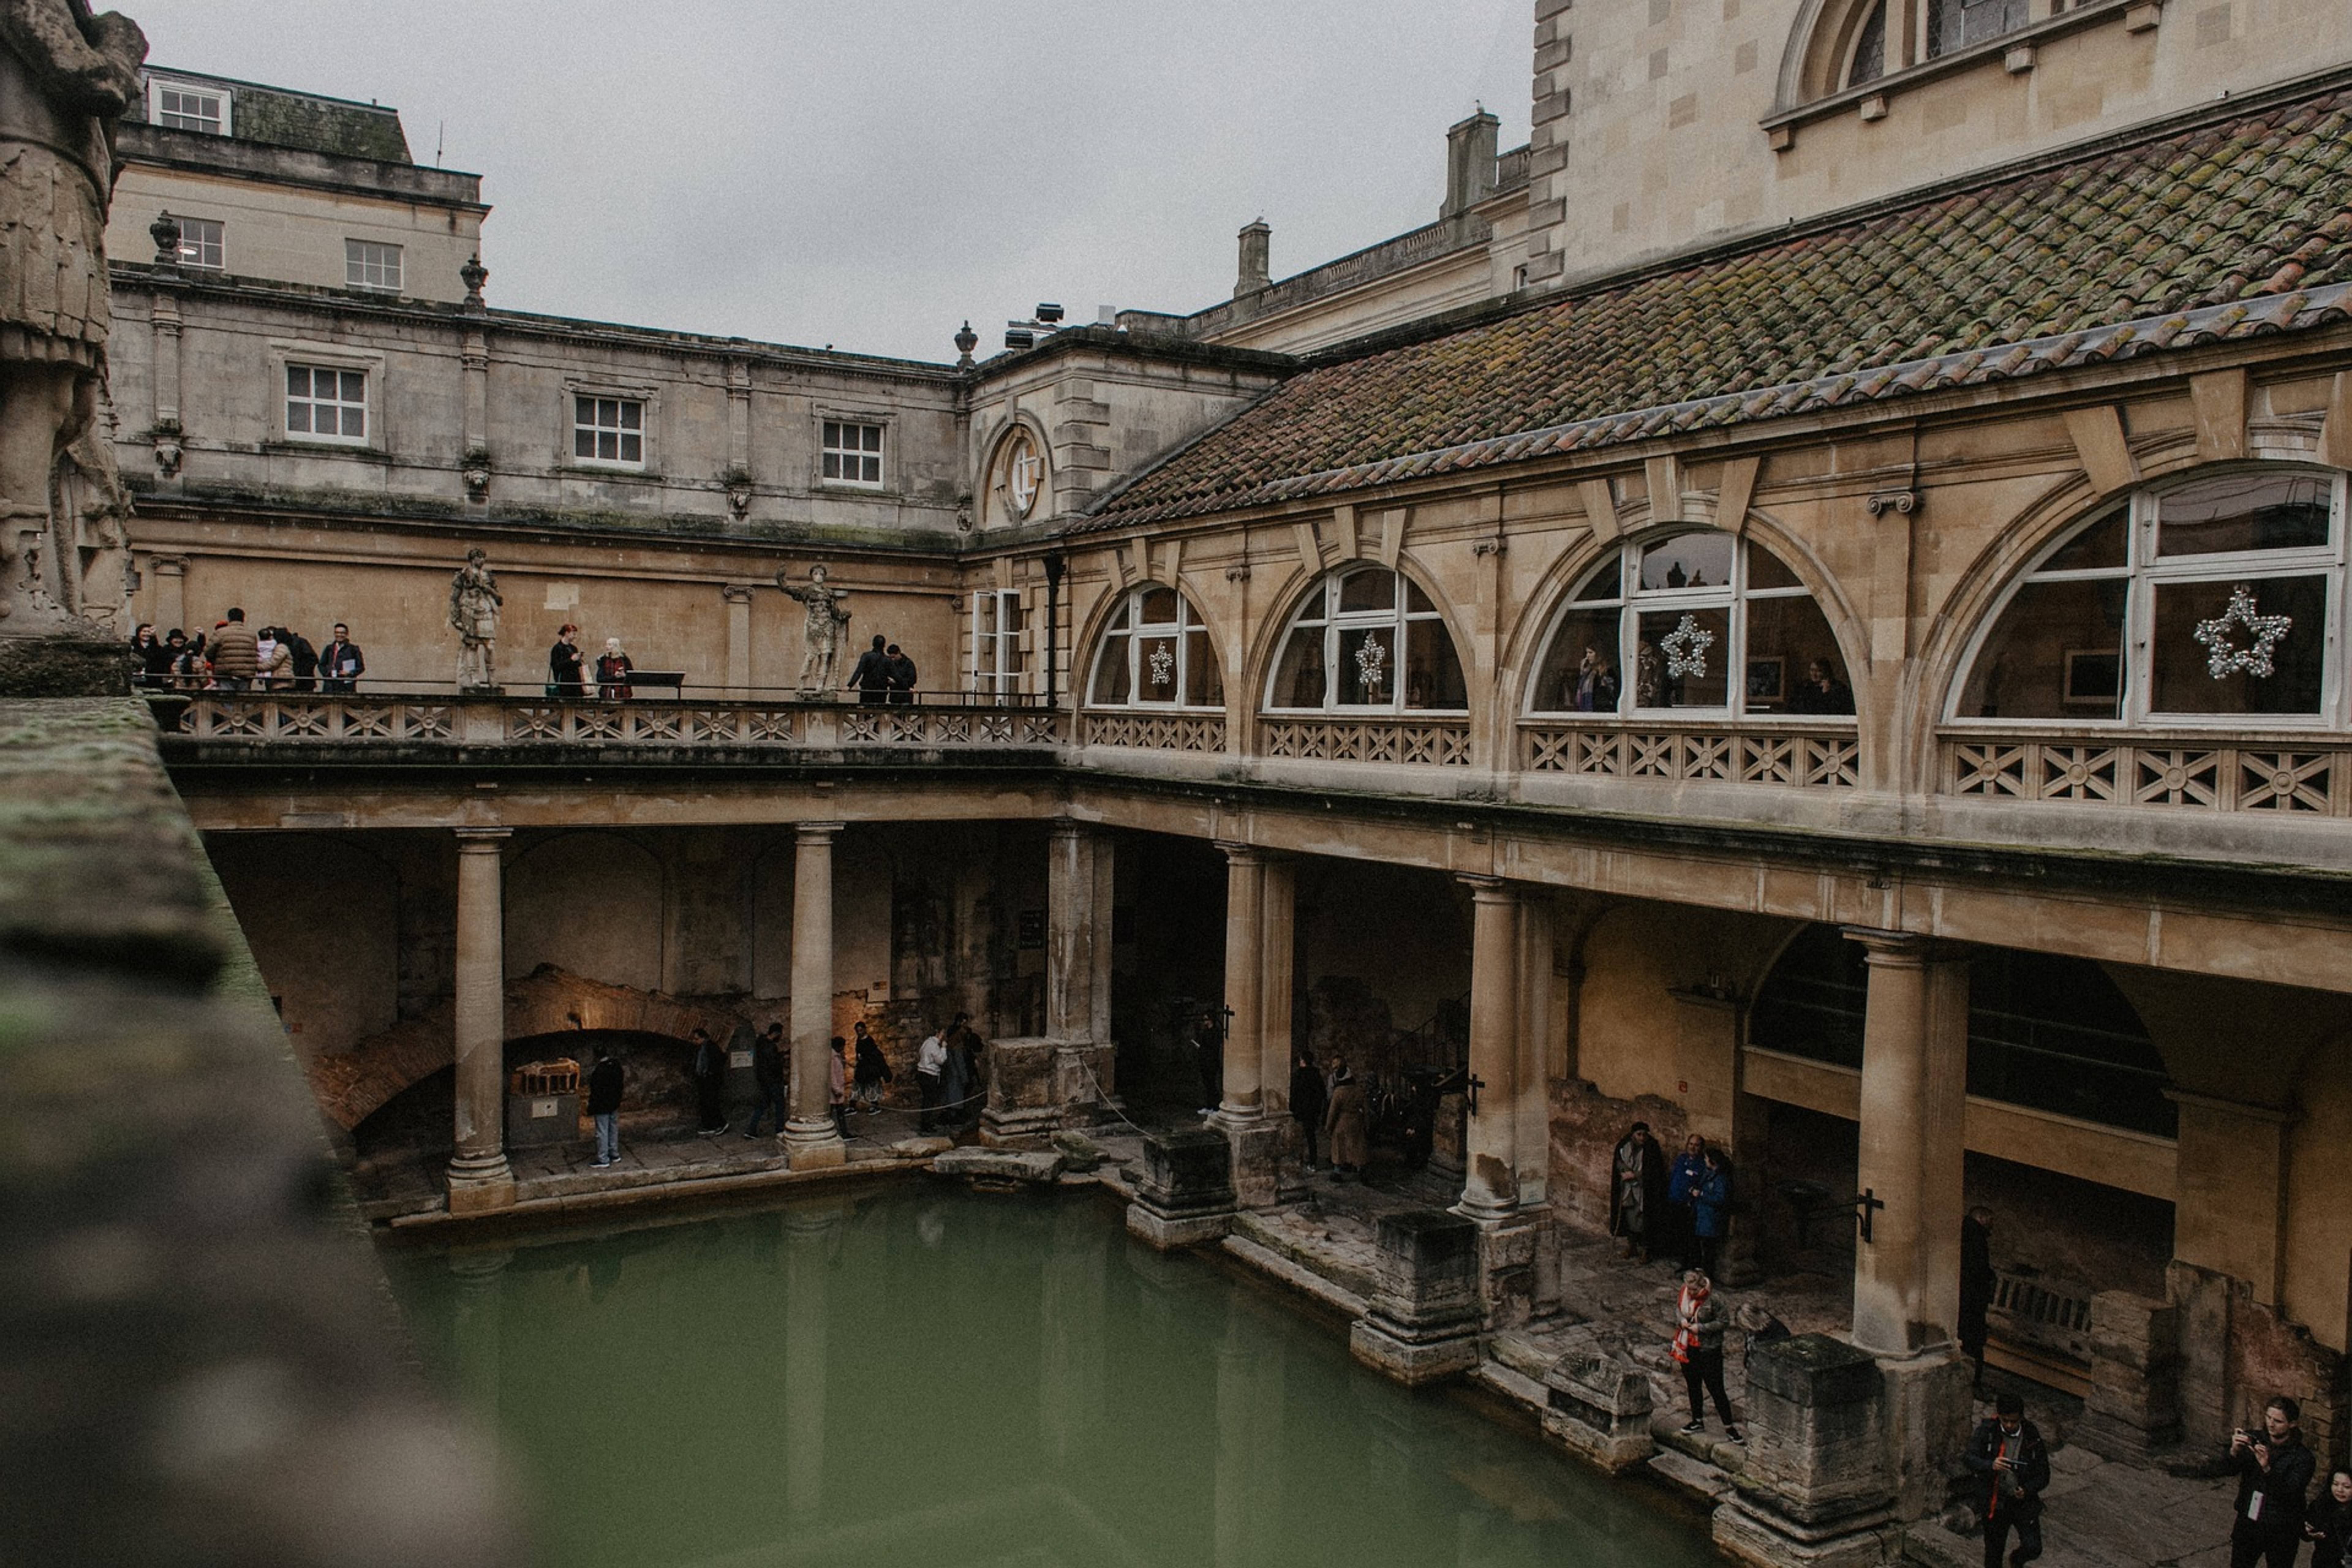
left=1043, top=553, right=1065, bottom=711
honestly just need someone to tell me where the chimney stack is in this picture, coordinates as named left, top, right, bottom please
left=1235, top=219, right=1271, bottom=297
left=1442, top=110, right=1501, bottom=219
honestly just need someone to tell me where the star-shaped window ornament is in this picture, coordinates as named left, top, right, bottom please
left=2191, top=583, right=2293, bottom=680
left=1147, top=644, right=1174, bottom=687
left=1660, top=613, right=1714, bottom=680
left=1354, top=633, right=1388, bottom=691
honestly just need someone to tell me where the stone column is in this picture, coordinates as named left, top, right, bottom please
left=447, top=828, right=515, bottom=1213
left=1459, top=877, right=1522, bottom=1221
left=1843, top=929, right=1970, bottom=1356
left=150, top=556, right=186, bottom=641
left=1046, top=820, right=1099, bottom=1042
left=782, top=1201, right=838, bottom=1515
left=723, top=583, right=755, bottom=696
left=784, top=823, right=846, bottom=1170
left=1215, top=843, right=1264, bottom=1120
left=1257, top=855, right=1295, bottom=1114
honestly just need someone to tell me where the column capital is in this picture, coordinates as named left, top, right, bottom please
left=148, top=554, right=187, bottom=576
left=1050, top=816, right=1102, bottom=841
left=1213, top=839, right=1263, bottom=865
left=1839, top=926, right=1962, bottom=965
left=796, top=821, right=845, bottom=845
left=1457, top=874, right=1522, bottom=903
left=722, top=582, right=757, bottom=605
left=454, top=827, right=512, bottom=848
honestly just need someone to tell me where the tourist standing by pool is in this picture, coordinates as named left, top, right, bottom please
left=587, top=1048, right=623, bottom=1167
left=691, top=1028, right=728, bottom=1136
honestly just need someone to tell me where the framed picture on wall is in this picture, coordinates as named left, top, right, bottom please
left=1745, top=657, right=1785, bottom=704
left=2062, top=649, right=2122, bottom=707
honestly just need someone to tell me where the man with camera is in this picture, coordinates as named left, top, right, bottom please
left=1964, top=1391, right=2049, bottom=1568
left=2232, top=1396, right=2318, bottom=1568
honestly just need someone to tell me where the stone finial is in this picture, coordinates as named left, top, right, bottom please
left=1235, top=220, right=1271, bottom=297
left=149, top=210, right=181, bottom=269
left=953, top=319, right=978, bottom=368
left=460, top=254, right=488, bottom=312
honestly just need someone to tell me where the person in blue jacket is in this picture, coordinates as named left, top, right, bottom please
left=1668, top=1134, right=1708, bottom=1270
left=1690, top=1144, right=1733, bottom=1279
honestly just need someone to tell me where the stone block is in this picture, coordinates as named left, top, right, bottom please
left=1542, top=1351, right=1656, bottom=1473
left=981, top=1036, right=1113, bottom=1146
left=932, top=1146, right=1065, bottom=1186
left=1222, top=1115, right=1287, bottom=1210
left=1736, top=1335, right=1893, bottom=1533
left=503, top=1088, right=579, bottom=1149
left=2075, top=1290, right=2183, bottom=1461
left=1351, top=1209, right=1484, bottom=1386
left=1878, top=1349, right=1971, bottom=1523
left=1429, top=1091, right=1467, bottom=1179
left=0, top=636, right=134, bottom=698
left=1472, top=1206, right=1560, bottom=1328
left=445, top=1168, right=517, bottom=1214
left=1124, top=1127, right=1235, bottom=1252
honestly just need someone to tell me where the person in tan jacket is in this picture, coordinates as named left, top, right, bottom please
left=1324, top=1063, right=1369, bottom=1181
left=206, top=608, right=258, bottom=688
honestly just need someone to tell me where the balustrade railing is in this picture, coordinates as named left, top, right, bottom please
left=1942, top=731, right=2352, bottom=816
left=1521, top=721, right=1861, bottom=788
left=1261, top=716, right=1472, bottom=767
left=1080, top=711, right=1228, bottom=753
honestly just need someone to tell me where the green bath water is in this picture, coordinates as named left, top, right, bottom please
left=381, top=1182, right=1716, bottom=1568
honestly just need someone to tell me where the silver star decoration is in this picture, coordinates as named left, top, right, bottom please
left=1354, top=633, right=1387, bottom=689
left=1147, top=645, right=1174, bottom=687
left=2192, top=583, right=2292, bottom=679
left=1660, top=613, right=1714, bottom=680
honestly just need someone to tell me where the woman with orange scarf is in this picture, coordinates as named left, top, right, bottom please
left=1672, top=1269, right=1742, bottom=1441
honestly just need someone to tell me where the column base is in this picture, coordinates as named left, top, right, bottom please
left=1455, top=1202, right=1559, bottom=1328
left=1220, top=1116, right=1288, bottom=1211
left=1124, top=1203, right=1233, bottom=1251
left=445, top=1154, right=516, bottom=1215
left=781, top=1117, right=846, bottom=1171
left=1348, top=1317, right=1481, bottom=1386
left=1711, top=1496, right=1898, bottom=1568
left=1873, top=1346, right=1972, bottom=1522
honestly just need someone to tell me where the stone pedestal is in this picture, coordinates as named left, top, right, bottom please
left=2074, top=1290, right=2183, bottom=1461
left=1125, top=1127, right=1236, bottom=1250
left=1220, top=1114, right=1288, bottom=1210
left=1542, top=1351, right=1655, bottom=1473
left=1470, top=1204, right=1560, bottom=1328
left=1879, top=1348, right=1972, bottom=1524
left=1349, top=1209, right=1485, bottom=1385
left=980, top=1035, right=1116, bottom=1146
left=1714, top=1335, right=1897, bottom=1568
left=503, top=1088, right=580, bottom=1150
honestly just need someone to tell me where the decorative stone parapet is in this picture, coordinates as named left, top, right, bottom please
left=1541, top=1349, right=1655, bottom=1473
left=979, top=1035, right=1116, bottom=1146
left=1125, top=1126, right=1236, bottom=1250
left=1349, top=1209, right=1485, bottom=1385
left=2074, top=1290, right=2183, bottom=1461
left=1944, top=731, right=2352, bottom=815
left=1714, top=1334, right=1897, bottom=1568
left=1525, top=722, right=1861, bottom=788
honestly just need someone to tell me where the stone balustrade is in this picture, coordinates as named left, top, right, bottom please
left=1079, top=710, right=1228, bottom=753
left=1943, top=731, right=2352, bottom=815
left=1261, top=715, right=1472, bottom=766
left=1522, top=720, right=1862, bottom=788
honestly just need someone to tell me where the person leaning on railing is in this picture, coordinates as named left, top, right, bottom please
left=318, top=624, right=364, bottom=693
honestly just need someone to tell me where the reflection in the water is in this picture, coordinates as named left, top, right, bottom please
left=381, top=1185, right=1714, bottom=1568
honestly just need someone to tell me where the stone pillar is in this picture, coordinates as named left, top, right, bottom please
left=1713, top=1335, right=1897, bottom=1568
left=1046, top=820, right=1101, bottom=1042
left=1216, top=843, right=1264, bottom=1119
left=447, top=828, right=515, bottom=1213
left=150, top=556, right=185, bottom=641
left=1348, top=1209, right=1484, bottom=1385
left=784, top=823, right=846, bottom=1170
left=1459, top=878, right=1521, bottom=1221
left=1257, top=855, right=1295, bottom=1112
left=723, top=584, right=755, bottom=695
left=1843, top=929, right=1969, bottom=1356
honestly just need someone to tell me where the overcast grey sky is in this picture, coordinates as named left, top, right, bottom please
left=127, top=1, right=1530, bottom=363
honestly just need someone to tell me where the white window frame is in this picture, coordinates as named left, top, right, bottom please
left=175, top=216, right=224, bottom=271
left=1946, top=466, right=2350, bottom=732
left=149, top=77, right=230, bottom=136
left=1262, top=567, right=1468, bottom=716
left=1086, top=583, right=1221, bottom=710
left=571, top=394, right=646, bottom=469
left=1527, top=532, right=1830, bottom=721
left=282, top=361, right=371, bottom=447
left=971, top=589, right=1024, bottom=698
left=820, top=418, right=887, bottom=490
left=344, top=239, right=404, bottom=293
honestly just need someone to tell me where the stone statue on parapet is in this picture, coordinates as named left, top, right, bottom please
left=449, top=548, right=503, bottom=690
left=778, top=563, right=850, bottom=695
left=0, top=0, right=145, bottom=650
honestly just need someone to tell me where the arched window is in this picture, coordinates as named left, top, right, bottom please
left=1835, top=0, right=2029, bottom=90
left=1265, top=567, right=1467, bottom=714
left=1527, top=533, right=1853, bottom=719
left=1088, top=583, right=1223, bottom=709
left=1750, top=925, right=2173, bottom=1136
left=1954, top=468, right=2347, bottom=726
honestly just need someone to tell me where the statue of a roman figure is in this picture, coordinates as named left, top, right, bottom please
left=449, top=547, right=502, bottom=689
left=0, top=0, right=145, bottom=637
left=778, top=563, right=850, bottom=695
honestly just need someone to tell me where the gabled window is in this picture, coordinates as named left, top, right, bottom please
left=1089, top=584, right=1223, bottom=709
left=345, top=239, right=403, bottom=292
left=1954, top=468, right=2348, bottom=727
left=1266, top=568, right=1467, bottom=714
left=573, top=396, right=644, bottom=466
left=150, top=78, right=229, bottom=136
left=1528, top=535, right=1853, bottom=719
left=822, top=420, right=885, bottom=488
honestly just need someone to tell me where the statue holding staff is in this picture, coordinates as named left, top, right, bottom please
left=778, top=563, right=850, bottom=695
left=449, top=547, right=502, bottom=690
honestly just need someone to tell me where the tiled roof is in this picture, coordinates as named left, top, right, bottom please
left=1079, top=81, right=2352, bottom=530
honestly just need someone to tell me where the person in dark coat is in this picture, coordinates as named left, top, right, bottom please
left=1960, top=1206, right=1996, bottom=1394
left=851, top=1021, right=891, bottom=1114
left=280, top=625, right=318, bottom=691
left=940, top=1028, right=972, bottom=1129
left=2306, top=1471, right=2352, bottom=1568
left=1290, top=1051, right=1328, bottom=1168
left=2233, top=1397, right=2318, bottom=1568
left=318, top=622, right=365, bottom=692
left=953, top=1021, right=985, bottom=1127
left=690, top=1027, right=729, bottom=1136
left=1965, top=1392, right=2050, bottom=1568
left=1691, top=1145, right=1733, bottom=1279
left=587, top=1048, right=624, bottom=1167
left=1610, top=1122, right=1671, bottom=1263
left=744, top=1022, right=786, bottom=1139
left=1735, top=1302, right=1791, bottom=1348
left=847, top=635, right=892, bottom=704
left=1324, top=1064, right=1369, bottom=1180
left=884, top=642, right=917, bottom=705
left=547, top=623, right=584, bottom=697
left=1668, top=1133, right=1708, bottom=1269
